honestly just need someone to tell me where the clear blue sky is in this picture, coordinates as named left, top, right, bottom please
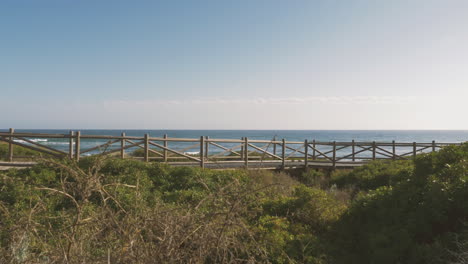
left=1, top=0, right=467, bottom=129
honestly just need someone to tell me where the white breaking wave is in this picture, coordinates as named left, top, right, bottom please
left=184, top=151, right=200, bottom=155
left=46, top=142, right=74, bottom=145
left=13, top=138, right=48, bottom=144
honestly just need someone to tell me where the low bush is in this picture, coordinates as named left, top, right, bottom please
left=1, top=143, right=467, bottom=263
left=329, top=143, right=468, bottom=264
left=330, top=159, right=413, bottom=195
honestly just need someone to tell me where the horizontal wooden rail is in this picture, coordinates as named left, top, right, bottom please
left=0, top=129, right=464, bottom=169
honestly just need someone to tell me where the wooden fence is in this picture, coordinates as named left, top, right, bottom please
left=0, top=129, right=463, bottom=169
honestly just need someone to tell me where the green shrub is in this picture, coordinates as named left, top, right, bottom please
left=298, top=169, right=328, bottom=188
left=330, top=159, right=413, bottom=194
left=1, top=143, right=467, bottom=263
left=0, top=158, right=269, bottom=263
left=260, top=185, right=346, bottom=263
left=329, top=143, right=468, bottom=264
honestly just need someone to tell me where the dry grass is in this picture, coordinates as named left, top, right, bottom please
left=0, top=157, right=273, bottom=263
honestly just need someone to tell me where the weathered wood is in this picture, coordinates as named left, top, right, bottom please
left=69, top=131, right=74, bottom=159
left=375, top=145, right=404, bottom=159
left=16, top=137, right=68, bottom=155
left=316, top=145, right=349, bottom=157
left=240, top=137, right=244, bottom=160
left=332, top=141, right=337, bottom=168
left=245, top=142, right=271, bottom=156
left=163, top=134, right=168, bottom=162
left=80, top=139, right=121, bottom=155
left=78, top=134, right=142, bottom=140
left=307, top=143, right=333, bottom=162
left=8, top=128, right=14, bottom=162
left=339, top=144, right=375, bottom=160
left=125, top=139, right=164, bottom=157
left=121, top=133, right=125, bottom=159
left=75, top=131, right=81, bottom=162
left=98, top=140, right=145, bottom=157
left=259, top=139, right=276, bottom=161
left=209, top=141, right=241, bottom=156
left=0, top=137, right=62, bottom=158
left=0, top=132, right=68, bottom=138
left=247, top=143, right=282, bottom=160
left=1, top=130, right=463, bottom=170
left=209, top=155, right=251, bottom=160
left=273, top=136, right=277, bottom=156
left=165, top=143, right=200, bottom=157
left=400, top=146, right=432, bottom=157
left=335, top=146, right=373, bottom=161
left=282, top=139, right=286, bottom=169
left=144, top=134, right=149, bottom=162
left=373, top=147, right=397, bottom=159
left=284, top=144, right=307, bottom=159
left=312, top=139, right=316, bottom=160
left=399, top=150, right=417, bottom=157
left=209, top=143, right=243, bottom=159
left=205, top=136, right=209, bottom=159
left=200, top=136, right=205, bottom=168
left=186, top=138, right=235, bottom=143
left=304, top=140, right=308, bottom=169
left=416, top=145, right=431, bottom=155
left=148, top=141, right=201, bottom=162
left=244, top=137, right=249, bottom=168
left=372, top=141, right=376, bottom=160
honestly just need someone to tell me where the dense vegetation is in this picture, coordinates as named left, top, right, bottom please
left=0, top=143, right=467, bottom=263
left=0, top=142, right=42, bottom=160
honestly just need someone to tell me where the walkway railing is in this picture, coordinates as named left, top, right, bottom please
left=0, top=129, right=463, bottom=169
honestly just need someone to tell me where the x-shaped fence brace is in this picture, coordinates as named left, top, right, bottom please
left=0, top=130, right=461, bottom=169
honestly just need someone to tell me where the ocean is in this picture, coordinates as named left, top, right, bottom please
left=2, top=129, right=467, bottom=158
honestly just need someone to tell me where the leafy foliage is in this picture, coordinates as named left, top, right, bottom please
left=0, top=143, right=467, bottom=263
left=329, top=143, right=468, bottom=264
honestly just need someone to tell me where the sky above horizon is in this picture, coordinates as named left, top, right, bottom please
left=1, top=0, right=467, bottom=130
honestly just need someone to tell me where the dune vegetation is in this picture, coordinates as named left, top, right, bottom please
left=0, top=142, right=43, bottom=161
left=0, top=143, right=467, bottom=263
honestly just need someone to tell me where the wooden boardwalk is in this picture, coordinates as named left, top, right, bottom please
left=0, top=129, right=463, bottom=170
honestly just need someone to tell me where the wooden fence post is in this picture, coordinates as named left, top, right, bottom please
left=69, top=131, right=74, bottom=159
left=244, top=137, right=248, bottom=168
left=120, top=132, right=125, bottom=159
left=332, top=141, right=336, bottom=168
left=75, top=131, right=81, bottom=162
left=304, top=139, right=308, bottom=169
left=205, top=136, right=209, bottom=159
left=372, top=141, right=376, bottom=160
left=200, top=136, right=205, bottom=168
left=312, top=139, right=316, bottom=160
left=240, top=137, right=244, bottom=160
left=144, top=134, right=149, bottom=162
left=281, top=139, right=286, bottom=169
left=2, top=131, right=460, bottom=170
left=273, top=136, right=277, bottom=156
left=8, top=128, right=14, bottom=162
left=163, top=134, right=168, bottom=162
